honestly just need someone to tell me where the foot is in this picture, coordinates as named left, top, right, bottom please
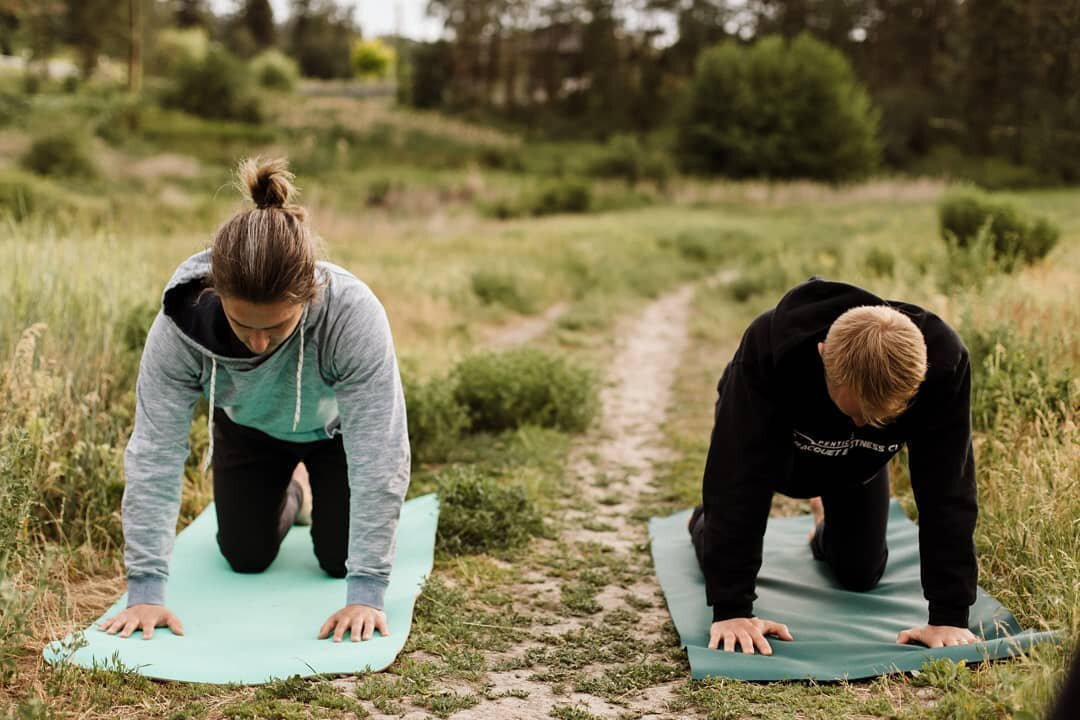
left=292, top=462, right=313, bottom=526
left=807, top=496, right=824, bottom=542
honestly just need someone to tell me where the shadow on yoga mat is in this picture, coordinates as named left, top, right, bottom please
left=649, top=501, right=1057, bottom=681
left=43, top=493, right=438, bottom=684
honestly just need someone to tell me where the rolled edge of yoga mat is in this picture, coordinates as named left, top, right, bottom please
left=43, top=493, right=439, bottom=684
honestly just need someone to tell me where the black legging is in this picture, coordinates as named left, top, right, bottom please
left=691, top=465, right=891, bottom=593
left=210, top=408, right=350, bottom=577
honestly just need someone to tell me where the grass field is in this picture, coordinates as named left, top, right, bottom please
left=1, top=92, right=1077, bottom=719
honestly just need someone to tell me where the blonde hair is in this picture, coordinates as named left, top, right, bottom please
left=209, top=157, right=322, bottom=304
left=821, top=306, right=928, bottom=427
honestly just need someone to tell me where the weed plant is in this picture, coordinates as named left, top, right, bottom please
left=403, top=374, right=470, bottom=465
left=20, top=134, right=98, bottom=179
left=470, top=270, right=538, bottom=314
left=451, top=349, right=598, bottom=434
left=434, top=466, right=545, bottom=556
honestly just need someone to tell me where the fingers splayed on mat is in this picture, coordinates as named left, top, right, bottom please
left=708, top=617, right=793, bottom=655
left=318, top=604, right=390, bottom=642
left=99, top=604, right=185, bottom=641
left=897, top=624, right=978, bottom=648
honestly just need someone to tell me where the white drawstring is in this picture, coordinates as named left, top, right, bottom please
left=202, top=356, right=217, bottom=472
left=292, top=306, right=307, bottom=432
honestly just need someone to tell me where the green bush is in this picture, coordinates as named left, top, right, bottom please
left=959, top=320, right=1075, bottom=431
left=530, top=177, right=592, bottom=216
left=470, top=270, right=537, bottom=314
left=95, top=96, right=152, bottom=145
left=164, top=45, right=263, bottom=123
left=666, top=227, right=755, bottom=265
left=250, top=49, right=300, bottom=92
left=435, top=466, right=544, bottom=555
left=451, top=349, right=598, bottom=434
left=20, top=133, right=98, bottom=179
left=864, top=246, right=896, bottom=277
left=149, top=27, right=210, bottom=77
left=0, top=169, right=80, bottom=221
left=938, top=189, right=1059, bottom=270
left=676, top=34, right=880, bottom=181
left=404, top=377, right=470, bottom=465
left=587, top=134, right=674, bottom=188
left=0, top=90, right=30, bottom=127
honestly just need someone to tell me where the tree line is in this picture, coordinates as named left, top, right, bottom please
left=1, top=1, right=1076, bottom=183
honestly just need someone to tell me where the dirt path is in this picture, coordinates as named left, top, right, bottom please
left=485, top=301, right=569, bottom=349
left=406, top=284, right=701, bottom=720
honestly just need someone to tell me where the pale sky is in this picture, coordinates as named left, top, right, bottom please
left=209, top=1, right=444, bottom=40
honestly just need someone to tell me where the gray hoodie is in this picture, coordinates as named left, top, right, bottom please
left=122, top=250, right=410, bottom=610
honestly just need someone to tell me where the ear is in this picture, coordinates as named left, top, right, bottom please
left=817, top=341, right=824, bottom=358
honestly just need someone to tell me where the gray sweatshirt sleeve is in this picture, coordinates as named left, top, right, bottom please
left=324, top=280, right=411, bottom=610
left=122, top=312, right=203, bottom=606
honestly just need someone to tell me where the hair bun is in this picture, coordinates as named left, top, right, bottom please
left=239, top=157, right=296, bottom=209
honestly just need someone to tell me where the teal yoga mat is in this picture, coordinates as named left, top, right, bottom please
left=649, top=501, right=1057, bottom=681
left=44, top=493, right=438, bottom=684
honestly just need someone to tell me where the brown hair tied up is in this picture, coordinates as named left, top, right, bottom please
left=209, top=157, right=321, bottom=304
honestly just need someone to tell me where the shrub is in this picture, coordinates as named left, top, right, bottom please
left=95, top=96, right=152, bottom=145
left=149, top=27, right=210, bottom=77
left=20, top=133, right=98, bottom=179
left=587, top=134, right=675, bottom=188
left=667, top=227, right=756, bottom=265
left=352, top=39, right=395, bottom=80
left=728, top=262, right=791, bottom=303
left=864, top=246, right=896, bottom=277
left=676, top=34, right=880, bottom=181
left=164, top=45, right=263, bottom=123
left=435, top=466, right=544, bottom=555
left=451, top=349, right=598, bottom=434
left=529, top=177, right=592, bottom=216
left=404, top=377, right=470, bottom=465
left=366, top=177, right=394, bottom=207
left=0, top=169, right=79, bottom=221
left=0, top=90, right=30, bottom=127
left=250, top=49, right=300, bottom=92
left=958, top=320, right=1075, bottom=431
left=938, top=189, right=1059, bottom=270
left=470, top=270, right=537, bottom=314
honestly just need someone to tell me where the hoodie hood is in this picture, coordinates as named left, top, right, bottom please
left=769, top=277, right=965, bottom=384
left=158, top=249, right=318, bottom=467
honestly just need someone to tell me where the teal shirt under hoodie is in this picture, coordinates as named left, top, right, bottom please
left=122, top=249, right=411, bottom=610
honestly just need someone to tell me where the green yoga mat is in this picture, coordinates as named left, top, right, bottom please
left=44, top=493, right=438, bottom=684
left=649, top=501, right=1057, bottom=681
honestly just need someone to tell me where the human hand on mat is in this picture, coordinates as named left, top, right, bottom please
left=897, top=624, right=978, bottom=648
left=709, top=617, right=793, bottom=655
left=318, top=604, right=389, bottom=642
left=99, top=604, right=184, bottom=640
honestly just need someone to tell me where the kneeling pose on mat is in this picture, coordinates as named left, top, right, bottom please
left=689, top=277, right=978, bottom=654
left=101, top=158, right=410, bottom=643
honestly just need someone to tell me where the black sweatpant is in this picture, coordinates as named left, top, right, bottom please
left=690, top=465, right=891, bottom=597
left=211, top=408, right=349, bottom=577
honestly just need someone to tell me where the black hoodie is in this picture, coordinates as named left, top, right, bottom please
left=701, top=278, right=977, bottom=628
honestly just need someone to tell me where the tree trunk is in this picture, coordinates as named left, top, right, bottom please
left=129, top=0, right=142, bottom=93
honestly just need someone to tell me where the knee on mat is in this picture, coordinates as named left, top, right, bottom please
left=833, top=557, right=887, bottom=593
left=315, top=548, right=347, bottom=578
left=219, top=539, right=278, bottom=574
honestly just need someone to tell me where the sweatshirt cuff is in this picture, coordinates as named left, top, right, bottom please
left=928, top=601, right=970, bottom=628
left=347, top=575, right=388, bottom=610
left=711, top=602, right=754, bottom=623
left=127, top=575, right=167, bottom=607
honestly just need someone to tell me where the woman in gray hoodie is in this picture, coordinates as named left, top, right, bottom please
left=99, top=158, right=410, bottom=643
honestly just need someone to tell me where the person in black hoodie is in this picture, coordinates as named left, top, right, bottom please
left=688, top=277, right=979, bottom=655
